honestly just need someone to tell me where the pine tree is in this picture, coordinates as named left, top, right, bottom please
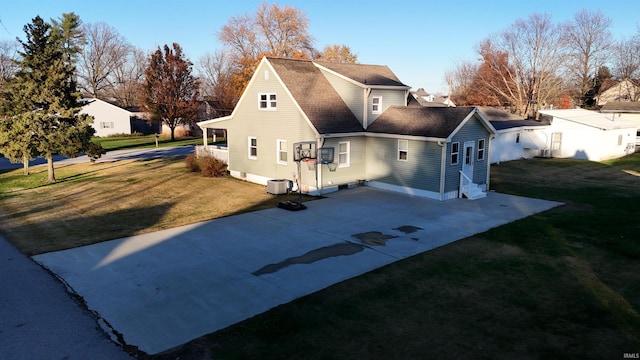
left=0, top=15, right=101, bottom=181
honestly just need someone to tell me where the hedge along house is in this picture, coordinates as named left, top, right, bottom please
left=197, top=57, right=496, bottom=200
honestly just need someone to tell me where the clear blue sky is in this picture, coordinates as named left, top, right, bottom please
left=2, top=0, right=638, bottom=94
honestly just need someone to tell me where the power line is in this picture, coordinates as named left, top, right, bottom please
left=0, top=17, right=11, bottom=36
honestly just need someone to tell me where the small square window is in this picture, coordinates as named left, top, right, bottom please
left=258, top=93, right=276, bottom=110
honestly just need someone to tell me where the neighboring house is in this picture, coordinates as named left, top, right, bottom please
left=411, top=88, right=455, bottom=107
left=81, top=98, right=137, bottom=137
left=198, top=57, right=495, bottom=200
left=478, top=107, right=551, bottom=164
left=596, top=79, right=640, bottom=106
left=537, top=109, right=637, bottom=161
left=600, top=101, right=640, bottom=145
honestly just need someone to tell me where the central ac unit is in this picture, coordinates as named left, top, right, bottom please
left=267, top=179, right=290, bottom=195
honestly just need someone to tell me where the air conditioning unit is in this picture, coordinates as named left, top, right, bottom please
left=267, top=179, right=290, bottom=195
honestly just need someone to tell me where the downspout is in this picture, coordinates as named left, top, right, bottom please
left=438, top=140, right=446, bottom=200
left=363, top=88, right=371, bottom=129
left=486, top=135, right=495, bottom=191
left=316, top=136, right=324, bottom=195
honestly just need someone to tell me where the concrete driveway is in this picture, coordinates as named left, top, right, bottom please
left=33, top=187, right=561, bottom=355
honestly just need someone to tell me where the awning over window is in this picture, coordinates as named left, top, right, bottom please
left=521, top=132, right=548, bottom=150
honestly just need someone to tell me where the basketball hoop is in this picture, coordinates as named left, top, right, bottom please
left=326, top=162, right=338, bottom=172
left=303, top=158, right=317, bottom=170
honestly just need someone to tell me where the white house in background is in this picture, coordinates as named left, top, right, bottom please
left=478, top=107, right=550, bottom=164
left=538, top=109, right=637, bottom=161
left=81, top=98, right=134, bottom=137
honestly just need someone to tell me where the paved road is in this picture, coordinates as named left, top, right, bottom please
left=0, top=236, right=133, bottom=359
left=0, top=146, right=195, bottom=170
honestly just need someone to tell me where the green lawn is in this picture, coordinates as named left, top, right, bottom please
left=157, top=155, right=640, bottom=360
left=1, top=151, right=638, bottom=359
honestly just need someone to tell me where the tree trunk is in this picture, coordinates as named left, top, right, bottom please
left=170, top=126, right=175, bottom=141
left=47, top=155, right=56, bottom=182
left=22, top=154, right=29, bottom=176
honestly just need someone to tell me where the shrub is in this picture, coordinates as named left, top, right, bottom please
left=185, top=154, right=200, bottom=172
left=200, top=156, right=227, bottom=177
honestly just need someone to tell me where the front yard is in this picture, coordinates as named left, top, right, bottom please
left=0, top=153, right=639, bottom=359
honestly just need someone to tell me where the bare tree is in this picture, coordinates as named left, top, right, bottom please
left=108, top=46, right=146, bottom=106
left=0, top=39, right=18, bottom=87
left=78, top=22, right=132, bottom=98
left=611, top=35, right=640, bottom=80
left=475, top=13, right=567, bottom=117
left=564, top=10, right=612, bottom=104
left=254, top=2, right=314, bottom=58
left=198, top=50, right=237, bottom=113
left=445, top=60, right=478, bottom=105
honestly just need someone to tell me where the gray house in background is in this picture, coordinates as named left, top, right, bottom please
left=198, top=57, right=495, bottom=200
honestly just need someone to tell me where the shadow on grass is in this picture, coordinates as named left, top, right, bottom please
left=2, top=202, right=176, bottom=256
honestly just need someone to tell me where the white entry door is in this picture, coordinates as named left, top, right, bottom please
left=462, top=141, right=475, bottom=180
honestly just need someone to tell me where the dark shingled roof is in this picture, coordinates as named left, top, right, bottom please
left=368, top=106, right=480, bottom=138
left=476, top=107, right=550, bottom=130
left=267, top=57, right=364, bottom=134
left=601, top=101, right=640, bottom=113
left=314, top=61, right=408, bottom=87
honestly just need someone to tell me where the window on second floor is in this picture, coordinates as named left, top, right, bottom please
left=259, top=93, right=277, bottom=110
left=372, top=96, right=382, bottom=114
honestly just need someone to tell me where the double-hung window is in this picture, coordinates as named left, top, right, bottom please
left=277, top=139, right=287, bottom=164
left=338, top=141, right=350, bottom=167
left=259, top=93, right=277, bottom=110
left=372, top=96, right=382, bottom=114
left=451, top=142, right=459, bottom=165
left=477, top=139, right=485, bottom=161
left=398, top=140, right=408, bottom=161
left=248, top=137, right=258, bottom=159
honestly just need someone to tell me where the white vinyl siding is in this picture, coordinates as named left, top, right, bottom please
left=248, top=136, right=257, bottom=159
left=398, top=139, right=408, bottom=161
left=258, top=93, right=277, bottom=110
left=338, top=141, right=350, bottom=167
left=277, top=139, right=287, bottom=164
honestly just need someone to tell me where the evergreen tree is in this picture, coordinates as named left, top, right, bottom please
left=0, top=15, right=101, bottom=181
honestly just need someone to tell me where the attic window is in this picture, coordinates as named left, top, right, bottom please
left=259, top=93, right=277, bottom=110
left=372, top=96, right=382, bottom=114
